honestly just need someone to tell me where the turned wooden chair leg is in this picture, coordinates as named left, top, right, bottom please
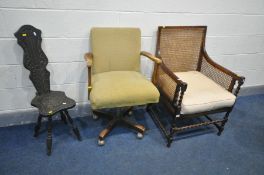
left=60, top=111, right=67, bottom=124
left=63, top=110, right=82, bottom=141
left=46, top=117, right=52, bottom=156
left=166, top=115, right=180, bottom=147
left=217, top=111, right=231, bottom=136
left=167, top=128, right=174, bottom=147
left=34, top=114, right=42, bottom=137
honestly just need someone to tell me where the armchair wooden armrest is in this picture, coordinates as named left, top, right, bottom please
left=140, top=51, right=162, bottom=64
left=84, top=52, right=93, bottom=98
left=84, top=52, right=93, bottom=68
left=201, top=50, right=245, bottom=95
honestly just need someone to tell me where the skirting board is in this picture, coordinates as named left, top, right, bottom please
left=0, top=102, right=92, bottom=128
left=0, top=85, right=263, bottom=127
left=239, top=85, right=264, bottom=96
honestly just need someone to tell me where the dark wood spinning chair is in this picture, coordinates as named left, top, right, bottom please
left=149, top=26, right=245, bottom=147
left=14, top=25, right=81, bottom=155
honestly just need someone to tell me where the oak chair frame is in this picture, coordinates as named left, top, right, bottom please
left=149, top=26, right=245, bottom=147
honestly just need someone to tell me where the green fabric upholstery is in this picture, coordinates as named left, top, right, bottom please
left=90, top=71, right=160, bottom=109
left=89, top=28, right=160, bottom=110
left=91, top=28, right=141, bottom=74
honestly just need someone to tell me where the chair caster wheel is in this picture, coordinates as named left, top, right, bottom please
left=128, top=111, right=133, bottom=116
left=92, top=114, right=99, bottom=120
left=98, top=139, right=105, bottom=146
left=137, top=132, right=144, bottom=139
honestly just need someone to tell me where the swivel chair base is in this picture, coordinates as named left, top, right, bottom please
left=93, top=108, right=146, bottom=146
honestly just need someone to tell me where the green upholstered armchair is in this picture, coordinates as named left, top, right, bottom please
left=84, top=28, right=161, bottom=145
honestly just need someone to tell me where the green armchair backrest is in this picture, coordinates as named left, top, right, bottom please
left=91, top=28, right=141, bottom=74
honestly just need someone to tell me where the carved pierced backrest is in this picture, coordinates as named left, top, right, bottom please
left=157, top=26, right=206, bottom=72
left=15, top=25, right=50, bottom=95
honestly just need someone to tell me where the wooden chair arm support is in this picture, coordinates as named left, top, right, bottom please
left=202, top=50, right=245, bottom=93
left=140, top=51, right=162, bottom=64
left=234, top=76, right=245, bottom=96
left=160, top=63, right=186, bottom=85
left=84, top=52, right=93, bottom=68
left=84, top=52, right=93, bottom=99
left=203, top=50, right=242, bottom=81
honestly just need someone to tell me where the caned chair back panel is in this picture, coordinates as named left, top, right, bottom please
left=14, top=25, right=50, bottom=95
left=91, top=28, right=141, bottom=74
left=157, top=26, right=206, bottom=72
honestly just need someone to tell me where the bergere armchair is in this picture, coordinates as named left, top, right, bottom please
left=15, top=25, right=81, bottom=155
left=149, top=26, right=245, bottom=147
left=84, top=28, right=161, bottom=146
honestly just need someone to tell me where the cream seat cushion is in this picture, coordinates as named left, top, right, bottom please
left=90, top=71, right=160, bottom=109
left=175, top=71, right=236, bottom=114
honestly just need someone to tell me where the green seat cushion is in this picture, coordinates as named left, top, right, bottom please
left=90, top=71, right=160, bottom=109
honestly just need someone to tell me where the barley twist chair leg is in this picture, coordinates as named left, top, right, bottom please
left=46, top=117, right=52, bottom=156
left=172, top=115, right=178, bottom=128
left=217, top=111, right=231, bottom=136
left=167, top=128, right=174, bottom=147
left=34, top=114, right=43, bottom=137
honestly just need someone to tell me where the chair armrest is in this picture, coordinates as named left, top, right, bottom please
left=200, top=50, right=245, bottom=94
left=140, top=51, right=162, bottom=64
left=84, top=52, right=93, bottom=99
left=156, top=63, right=187, bottom=114
left=84, top=52, right=93, bottom=68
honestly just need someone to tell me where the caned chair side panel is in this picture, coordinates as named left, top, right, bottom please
left=200, top=56, right=233, bottom=90
left=156, top=65, right=177, bottom=101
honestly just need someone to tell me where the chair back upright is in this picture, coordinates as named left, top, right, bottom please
left=15, top=25, right=50, bottom=95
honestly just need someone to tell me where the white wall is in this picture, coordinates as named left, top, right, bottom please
left=0, top=0, right=264, bottom=114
